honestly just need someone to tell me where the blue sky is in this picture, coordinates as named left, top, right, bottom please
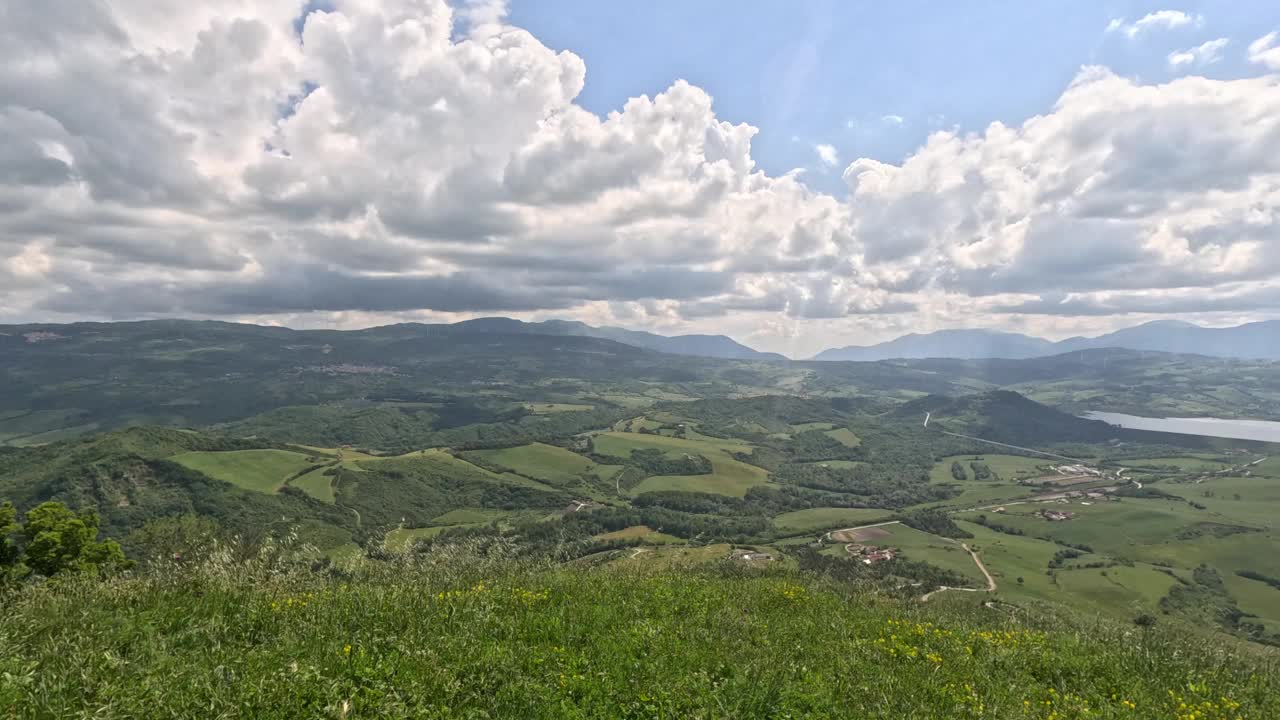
left=510, top=1, right=1280, bottom=193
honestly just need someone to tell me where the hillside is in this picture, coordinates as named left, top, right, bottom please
left=893, top=349, right=1280, bottom=421
left=4, top=553, right=1277, bottom=718
left=353, top=317, right=782, bottom=360
left=0, top=427, right=354, bottom=544
left=4, top=320, right=1275, bottom=447
left=533, top=319, right=785, bottom=360
left=815, top=329, right=1055, bottom=361
left=0, top=320, right=967, bottom=445
left=900, top=390, right=1181, bottom=446
left=6, top=387, right=1280, bottom=656
left=1057, top=320, right=1280, bottom=360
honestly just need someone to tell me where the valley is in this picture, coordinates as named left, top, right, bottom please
left=2, top=319, right=1280, bottom=652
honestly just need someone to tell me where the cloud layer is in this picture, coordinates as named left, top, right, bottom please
left=1, top=1, right=1278, bottom=354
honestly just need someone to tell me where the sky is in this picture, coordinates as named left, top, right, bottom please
left=2, top=1, right=1279, bottom=358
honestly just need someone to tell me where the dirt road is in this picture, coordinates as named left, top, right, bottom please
left=919, top=542, right=996, bottom=602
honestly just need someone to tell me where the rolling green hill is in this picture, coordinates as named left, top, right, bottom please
left=3, top=320, right=1280, bottom=655
left=4, top=554, right=1278, bottom=719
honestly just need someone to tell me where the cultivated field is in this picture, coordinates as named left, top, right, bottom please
left=593, top=525, right=681, bottom=543
left=468, top=442, right=596, bottom=486
left=824, top=428, right=861, bottom=447
left=773, top=507, right=893, bottom=534
left=290, top=466, right=336, bottom=502
left=594, top=431, right=767, bottom=497
left=171, top=449, right=321, bottom=494
left=929, top=454, right=1050, bottom=483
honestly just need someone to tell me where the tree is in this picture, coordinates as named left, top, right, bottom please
left=125, top=515, right=223, bottom=565
left=1, top=501, right=21, bottom=584
left=20, top=502, right=130, bottom=578
left=950, top=461, right=968, bottom=481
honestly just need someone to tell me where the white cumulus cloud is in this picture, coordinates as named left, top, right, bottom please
left=1250, top=32, right=1280, bottom=70
left=0, top=1, right=1277, bottom=354
left=1107, top=10, right=1202, bottom=38
left=814, top=143, right=840, bottom=167
left=1168, top=38, right=1229, bottom=68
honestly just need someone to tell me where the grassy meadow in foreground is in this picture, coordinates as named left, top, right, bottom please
left=2, top=548, right=1277, bottom=719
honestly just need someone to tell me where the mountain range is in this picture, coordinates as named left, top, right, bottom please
left=811, top=320, right=1280, bottom=361
left=4, top=316, right=1276, bottom=363
left=431, top=318, right=786, bottom=361
left=447, top=317, right=1280, bottom=362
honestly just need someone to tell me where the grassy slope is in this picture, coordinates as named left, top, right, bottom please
left=845, top=524, right=988, bottom=585
left=823, top=427, right=861, bottom=447
left=593, top=431, right=766, bottom=497
left=930, top=454, right=1050, bottom=483
left=4, top=561, right=1277, bottom=719
left=290, top=467, right=336, bottom=503
left=947, top=487, right=1280, bottom=627
left=773, top=507, right=893, bottom=534
left=593, top=525, right=681, bottom=543
left=376, top=449, right=560, bottom=492
left=468, top=443, right=595, bottom=486
left=170, top=449, right=320, bottom=494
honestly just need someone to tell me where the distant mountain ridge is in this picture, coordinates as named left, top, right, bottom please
left=0, top=316, right=780, bottom=362
left=446, top=318, right=784, bottom=360
left=381, top=317, right=783, bottom=360
left=813, top=320, right=1280, bottom=361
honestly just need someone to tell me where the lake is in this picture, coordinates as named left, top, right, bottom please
left=1082, top=412, right=1280, bottom=443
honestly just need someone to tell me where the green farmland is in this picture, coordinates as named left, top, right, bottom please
left=594, top=431, right=767, bottom=497
left=467, top=442, right=596, bottom=486
left=773, top=507, right=893, bottom=534
left=290, top=466, right=336, bottom=503
left=171, top=449, right=322, bottom=494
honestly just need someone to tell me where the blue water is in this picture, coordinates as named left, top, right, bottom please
left=1083, top=412, right=1280, bottom=443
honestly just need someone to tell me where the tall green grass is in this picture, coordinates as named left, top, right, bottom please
left=2, top=542, right=1277, bottom=718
